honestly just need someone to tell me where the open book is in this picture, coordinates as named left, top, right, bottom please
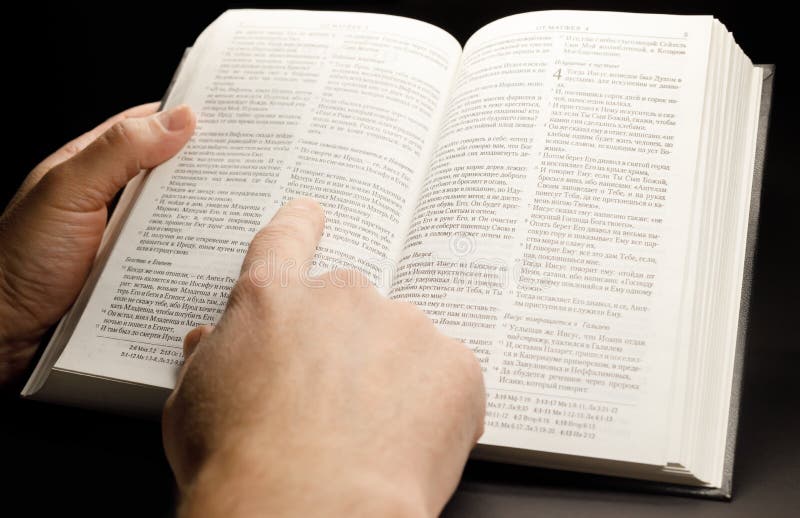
left=23, top=9, right=769, bottom=497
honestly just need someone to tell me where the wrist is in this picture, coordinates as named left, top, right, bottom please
left=179, top=439, right=429, bottom=518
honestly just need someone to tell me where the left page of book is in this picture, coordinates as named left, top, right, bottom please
left=52, top=9, right=461, bottom=388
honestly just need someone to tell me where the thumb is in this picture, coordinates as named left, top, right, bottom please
left=183, top=324, right=215, bottom=358
left=42, top=104, right=196, bottom=212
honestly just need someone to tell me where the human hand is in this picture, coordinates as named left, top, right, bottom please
left=162, top=198, right=486, bottom=517
left=0, top=104, right=196, bottom=386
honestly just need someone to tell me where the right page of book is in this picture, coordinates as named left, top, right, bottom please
left=391, top=11, right=714, bottom=465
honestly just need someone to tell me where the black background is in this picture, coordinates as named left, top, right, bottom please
left=2, top=1, right=797, bottom=516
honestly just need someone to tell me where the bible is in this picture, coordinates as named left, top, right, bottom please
left=22, top=9, right=772, bottom=498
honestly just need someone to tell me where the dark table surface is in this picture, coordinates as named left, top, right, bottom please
left=3, top=2, right=797, bottom=516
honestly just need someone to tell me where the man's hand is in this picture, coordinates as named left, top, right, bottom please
left=163, top=198, right=486, bottom=517
left=0, top=104, right=196, bottom=386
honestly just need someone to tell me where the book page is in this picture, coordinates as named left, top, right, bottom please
left=53, top=10, right=461, bottom=388
left=391, top=11, right=713, bottom=464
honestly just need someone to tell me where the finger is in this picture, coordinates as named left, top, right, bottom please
left=240, top=198, right=325, bottom=284
left=37, top=103, right=161, bottom=173
left=11, top=102, right=161, bottom=206
left=183, top=324, right=215, bottom=358
left=40, top=104, right=196, bottom=212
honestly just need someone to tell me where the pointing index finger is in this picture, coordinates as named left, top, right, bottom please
left=240, top=198, right=326, bottom=288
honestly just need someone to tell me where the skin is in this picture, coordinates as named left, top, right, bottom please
left=0, top=102, right=195, bottom=386
left=0, top=105, right=486, bottom=516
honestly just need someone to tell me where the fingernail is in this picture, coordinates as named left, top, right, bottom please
left=288, top=197, right=321, bottom=212
left=157, top=104, right=193, bottom=132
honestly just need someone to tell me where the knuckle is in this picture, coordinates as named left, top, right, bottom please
left=104, top=120, right=136, bottom=149
left=255, top=220, right=303, bottom=251
left=61, top=139, right=85, bottom=158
